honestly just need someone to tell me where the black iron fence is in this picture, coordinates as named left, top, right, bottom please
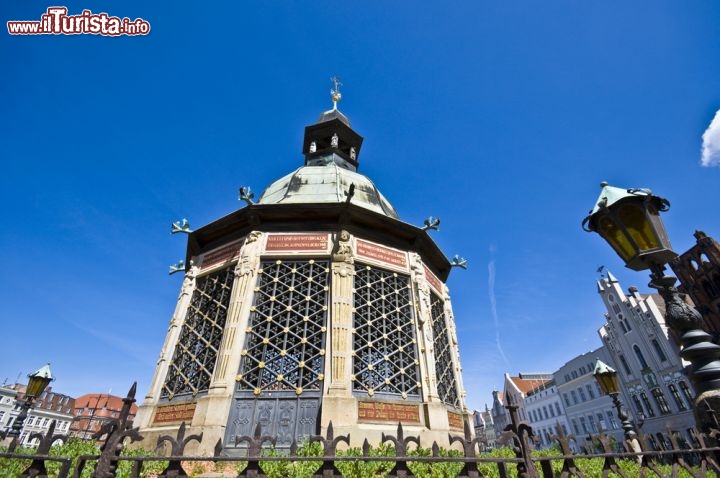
left=2, top=383, right=720, bottom=477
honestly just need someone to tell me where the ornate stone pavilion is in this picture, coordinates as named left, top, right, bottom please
left=135, top=89, right=470, bottom=454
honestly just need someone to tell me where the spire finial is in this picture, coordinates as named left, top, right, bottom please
left=330, top=76, right=342, bottom=110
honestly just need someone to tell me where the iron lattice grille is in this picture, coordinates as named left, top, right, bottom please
left=430, top=291, right=460, bottom=407
left=162, top=266, right=235, bottom=399
left=352, top=265, right=421, bottom=399
left=237, top=260, right=330, bottom=395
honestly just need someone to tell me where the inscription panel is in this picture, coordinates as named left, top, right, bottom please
left=153, top=402, right=197, bottom=424
left=356, top=240, right=407, bottom=268
left=200, top=240, right=243, bottom=270
left=423, top=265, right=443, bottom=295
left=357, top=401, right=421, bottom=424
left=265, top=233, right=329, bottom=252
left=447, top=411, right=464, bottom=430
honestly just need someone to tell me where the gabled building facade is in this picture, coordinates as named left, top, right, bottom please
left=499, top=373, right=552, bottom=440
left=597, top=272, right=696, bottom=446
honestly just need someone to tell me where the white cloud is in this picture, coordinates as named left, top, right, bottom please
left=701, top=109, right=720, bottom=167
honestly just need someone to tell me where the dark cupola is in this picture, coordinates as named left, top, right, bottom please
left=302, top=78, right=363, bottom=172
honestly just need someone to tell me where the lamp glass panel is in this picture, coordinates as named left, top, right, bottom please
left=647, top=208, right=672, bottom=251
left=598, top=215, right=636, bottom=263
left=617, top=203, right=660, bottom=252
left=595, top=373, right=619, bottom=395
left=25, top=376, right=50, bottom=398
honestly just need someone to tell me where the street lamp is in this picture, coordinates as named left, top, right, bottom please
left=6, top=363, right=54, bottom=451
left=593, top=359, right=639, bottom=446
left=583, top=182, right=720, bottom=432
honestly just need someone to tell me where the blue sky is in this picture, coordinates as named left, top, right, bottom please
left=2, top=1, right=719, bottom=412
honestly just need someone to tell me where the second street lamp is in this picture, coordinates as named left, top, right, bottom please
left=593, top=359, right=641, bottom=453
left=6, top=363, right=54, bottom=451
left=583, top=182, right=720, bottom=432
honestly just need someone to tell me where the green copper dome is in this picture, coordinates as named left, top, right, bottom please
left=258, top=163, right=399, bottom=219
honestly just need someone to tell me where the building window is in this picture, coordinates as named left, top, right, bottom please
left=633, top=345, right=649, bottom=369
left=669, top=384, right=687, bottom=411
left=586, top=384, right=595, bottom=400
left=236, top=260, right=330, bottom=397
left=353, top=265, right=423, bottom=400
left=618, top=354, right=632, bottom=375
left=632, top=395, right=643, bottom=415
left=572, top=419, right=579, bottom=435
left=641, top=392, right=656, bottom=417
left=549, top=405, right=555, bottom=417
left=571, top=390, right=578, bottom=405
left=555, top=402, right=562, bottom=416
left=651, top=339, right=667, bottom=362
left=579, top=417, right=588, bottom=433
left=679, top=381, right=693, bottom=403
left=578, top=387, right=586, bottom=402
left=606, top=410, right=618, bottom=429
left=162, top=265, right=235, bottom=399
left=596, top=413, right=605, bottom=431
left=563, top=393, right=570, bottom=407
left=652, top=388, right=671, bottom=415
left=588, top=415, right=596, bottom=432
left=542, top=406, right=549, bottom=420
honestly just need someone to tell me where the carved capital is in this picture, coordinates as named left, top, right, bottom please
left=332, top=230, right=354, bottom=264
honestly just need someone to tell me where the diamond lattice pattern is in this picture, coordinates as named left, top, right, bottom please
left=352, top=265, right=421, bottom=399
left=162, top=266, right=235, bottom=399
left=430, top=292, right=460, bottom=407
left=237, top=260, right=329, bottom=395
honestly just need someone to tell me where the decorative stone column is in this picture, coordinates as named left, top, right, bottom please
left=408, top=253, right=440, bottom=402
left=192, top=231, right=263, bottom=453
left=443, top=289, right=467, bottom=411
left=134, top=261, right=198, bottom=429
left=212, top=231, right=263, bottom=389
left=321, top=230, right=357, bottom=433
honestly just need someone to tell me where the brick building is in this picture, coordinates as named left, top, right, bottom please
left=669, top=230, right=720, bottom=341
left=70, top=393, right=138, bottom=440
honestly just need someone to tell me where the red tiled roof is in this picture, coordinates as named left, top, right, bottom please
left=509, top=376, right=550, bottom=395
left=74, top=393, right=138, bottom=414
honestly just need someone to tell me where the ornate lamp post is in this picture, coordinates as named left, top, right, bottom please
left=6, top=363, right=54, bottom=451
left=583, top=182, right=720, bottom=432
left=593, top=359, right=641, bottom=452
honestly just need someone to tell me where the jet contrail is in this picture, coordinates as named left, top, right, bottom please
left=488, top=248, right=510, bottom=367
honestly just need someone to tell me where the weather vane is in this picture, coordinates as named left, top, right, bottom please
left=330, top=76, right=342, bottom=109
